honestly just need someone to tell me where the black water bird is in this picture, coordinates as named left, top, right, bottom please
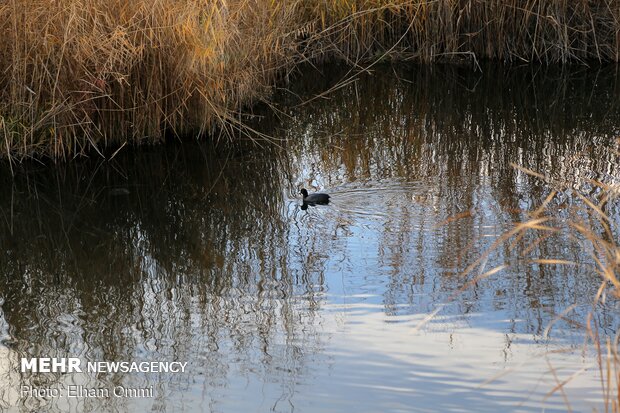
left=300, top=188, right=330, bottom=205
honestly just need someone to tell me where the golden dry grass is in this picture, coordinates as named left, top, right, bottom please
left=462, top=159, right=620, bottom=411
left=0, top=0, right=301, bottom=159
left=0, top=0, right=619, bottom=159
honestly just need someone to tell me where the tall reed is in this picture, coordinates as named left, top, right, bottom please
left=0, top=0, right=300, bottom=159
left=1, top=0, right=619, bottom=159
left=303, top=0, right=620, bottom=63
left=458, top=156, right=620, bottom=410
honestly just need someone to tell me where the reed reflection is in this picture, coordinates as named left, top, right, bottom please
left=0, top=142, right=329, bottom=411
left=0, top=64, right=618, bottom=411
left=275, top=63, right=620, bottom=333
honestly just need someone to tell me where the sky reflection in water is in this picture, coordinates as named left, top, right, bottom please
left=0, top=64, right=619, bottom=412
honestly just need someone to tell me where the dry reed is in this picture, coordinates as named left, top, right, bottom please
left=1, top=0, right=619, bottom=159
left=457, top=157, right=620, bottom=410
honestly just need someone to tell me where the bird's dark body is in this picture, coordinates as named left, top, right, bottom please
left=300, top=188, right=330, bottom=204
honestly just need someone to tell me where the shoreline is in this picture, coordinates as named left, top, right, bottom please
left=1, top=0, right=618, bottom=161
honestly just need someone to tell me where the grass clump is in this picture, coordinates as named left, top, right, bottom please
left=301, top=0, right=620, bottom=63
left=1, top=0, right=619, bottom=159
left=453, top=157, right=620, bottom=410
left=0, top=0, right=300, bottom=159
left=515, top=165, right=620, bottom=411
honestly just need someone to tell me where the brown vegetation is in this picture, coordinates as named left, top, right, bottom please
left=0, top=0, right=619, bottom=159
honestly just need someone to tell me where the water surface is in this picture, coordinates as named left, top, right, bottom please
left=1, top=64, right=619, bottom=412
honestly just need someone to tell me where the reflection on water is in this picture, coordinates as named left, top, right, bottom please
left=0, top=64, right=619, bottom=412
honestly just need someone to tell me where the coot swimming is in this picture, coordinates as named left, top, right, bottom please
left=300, top=188, right=330, bottom=205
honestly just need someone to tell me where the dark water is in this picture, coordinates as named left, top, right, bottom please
left=1, top=64, right=619, bottom=412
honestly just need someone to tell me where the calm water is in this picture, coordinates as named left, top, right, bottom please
left=1, top=65, right=619, bottom=412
